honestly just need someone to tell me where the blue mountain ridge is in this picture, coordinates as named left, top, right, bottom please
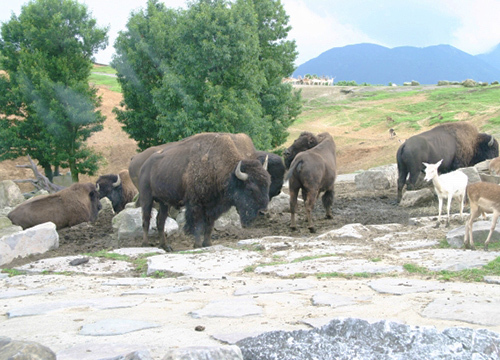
left=293, top=43, right=500, bottom=85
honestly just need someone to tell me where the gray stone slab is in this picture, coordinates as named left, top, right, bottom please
left=57, top=343, right=150, bottom=360
left=162, top=346, right=243, bottom=360
left=447, top=221, right=500, bottom=248
left=212, top=331, right=266, bottom=345
left=233, top=280, right=314, bottom=296
left=311, top=293, right=370, bottom=307
left=398, top=249, right=500, bottom=271
left=190, top=298, right=263, bottom=318
left=102, top=278, right=151, bottom=286
left=0, top=287, right=66, bottom=299
left=111, top=247, right=166, bottom=258
left=147, top=247, right=262, bottom=279
left=79, top=319, right=161, bottom=336
left=484, top=276, right=500, bottom=284
left=7, top=297, right=142, bottom=318
left=13, top=256, right=133, bottom=275
left=254, top=257, right=403, bottom=277
left=368, top=278, right=446, bottom=295
left=121, top=285, right=193, bottom=296
left=421, top=296, right=500, bottom=326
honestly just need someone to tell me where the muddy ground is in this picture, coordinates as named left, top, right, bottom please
left=5, top=180, right=459, bottom=271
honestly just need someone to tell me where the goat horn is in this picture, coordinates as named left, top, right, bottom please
left=235, top=161, right=248, bottom=181
left=488, top=135, right=495, bottom=147
left=112, top=175, right=121, bottom=187
left=263, top=155, right=268, bottom=171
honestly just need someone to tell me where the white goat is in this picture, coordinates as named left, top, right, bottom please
left=464, top=182, right=500, bottom=251
left=423, top=160, right=468, bottom=226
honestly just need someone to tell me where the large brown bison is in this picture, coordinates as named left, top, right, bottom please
left=286, top=132, right=337, bottom=232
left=139, top=132, right=270, bottom=251
left=96, top=169, right=138, bottom=213
left=130, top=140, right=282, bottom=202
left=8, top=183, right=101, bottom=230
left=283, top=131, right=319, bottom=169
left=397, top=122, right=498, bottom=202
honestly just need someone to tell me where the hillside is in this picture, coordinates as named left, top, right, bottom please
left=293, top=43, right=500, bottom=85
left=1, top=83, right=500, bottom=192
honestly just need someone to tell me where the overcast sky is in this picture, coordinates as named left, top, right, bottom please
left=1, top=0, right=500, bottom=66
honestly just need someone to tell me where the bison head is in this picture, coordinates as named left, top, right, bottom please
left=283, top=131, right=319, bottom=169
left=472, top=133, right=499, bottom=165
left=96, top=174, right=123, bottom=212
left=231, top=159, right=270, bottom=227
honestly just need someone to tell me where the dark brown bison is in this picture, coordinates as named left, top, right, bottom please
left=131, top=141, right=281, bottom=202
left=139, top=132, right=270, bottom=251
left=286, top=132, right=337, bottom=232
left=7, top=183, right=101, bottom=230
left=256, top=151, right=285, bottom=200
left=397, top=122, right=498, bottom=202
left=96, top=169, right=138, bottom=213
left=283, top=131, right=319, bottom=169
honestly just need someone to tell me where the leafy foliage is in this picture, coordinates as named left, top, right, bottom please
left=0, top=0, right=108, bottom=181
left=113, top=0, right=301, bottom=151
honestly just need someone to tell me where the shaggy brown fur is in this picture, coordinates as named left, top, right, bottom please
left=8, top=183, right=101, bottom=230
left=283, top=131, right=319, bottom=169
left=96, top=170, right=138, bottom=213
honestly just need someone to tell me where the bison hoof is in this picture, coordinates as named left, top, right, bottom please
left=433, top=222, right=440, bottom=229
left=325, top=214, right=333, bottom=219
left=202, top=240, right=212, bottom=247
left=290, top=226, right=297, bottom=231
left=308, top=227, right=316, bottom=233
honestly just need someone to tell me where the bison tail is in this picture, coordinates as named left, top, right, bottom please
left=285, top=159, right=303, bottom=181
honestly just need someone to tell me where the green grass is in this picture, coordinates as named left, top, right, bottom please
left=89, top=73, right=121, bottom=93
left=295, top=85, right=500, bottom=136
left=93, top=65, right=117, bottom=74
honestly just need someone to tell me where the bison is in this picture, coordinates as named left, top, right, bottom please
left=286, top=132, right=337, bottom=232
left=256, top=151, right=285, bottom=200
left=283, top=131, right=319, bottom=169
left=96, top=169, right=138, bottom=213
left=8, top=182, right=101, bottom=230
left=130, top=142, right=282, bottom=202
left=138, top=132, right=270, bottom=251
left=397, top=122, right=498, bottom=202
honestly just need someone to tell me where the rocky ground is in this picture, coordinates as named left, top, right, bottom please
left=2, top=176, right=500, bottom=359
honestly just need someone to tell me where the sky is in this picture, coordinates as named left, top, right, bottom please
left=1, top=0, right=500, bottom=66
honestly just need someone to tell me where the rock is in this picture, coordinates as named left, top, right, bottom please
left=100, top=196, right=114, bottom=212
left=162, top=346, right=243, bottom=360
left=354, top=164, right=397, bottom=191
left=0, top=216, right=23, bottom=238
left=112, top=207, right=178, bottom=244
left=0, top=222, right=59, bottom=266
left=0, top=180, right=25, bottom=208
left=399, top=188, right=435, bottom=207
left=0, top=338, right=56, bottom=360
left=459, top=166, right=481, bottom=184
left=110, top=350, right=153, bottom=360
left=237, top=318, right=500, bottom=360
left=215, top=207, right=241, bottom=230
left=446, top=220, right=500, bottom=248
left=479, top=173, right=500, bottom=184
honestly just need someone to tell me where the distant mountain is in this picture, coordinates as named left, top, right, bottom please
left=293, top=43, right=500, bottom=85
left=476, top=43, right=500, bottom=71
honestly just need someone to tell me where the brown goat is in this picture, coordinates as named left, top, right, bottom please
left=489, top=156, right=500, bottom=175
left=464, top=182, right=500, bottom=251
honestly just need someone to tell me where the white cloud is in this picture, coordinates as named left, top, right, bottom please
left=282, top=0, right=380, bottom=65
left=438, top=0, right=500, bottom=54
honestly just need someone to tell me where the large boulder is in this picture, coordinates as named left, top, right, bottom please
left=0, top=180, right=25, bottom=208
left=400, top=188, right=435, bottom=207
left=112, top=207, right=178, bottom=245
left=0, top=216, right=23, bottom=238
left=446, top=220, right=500, bottom=248
left=0, top=337, right=56, bottom=360
left=355, top=164, right=397, bottom=191
left=0, top=222, right=59, bottom=266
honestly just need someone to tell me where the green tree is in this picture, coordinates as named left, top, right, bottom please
left=0, top=0, right=108, bottom=182
left=113, top=0, right=301, bottom=151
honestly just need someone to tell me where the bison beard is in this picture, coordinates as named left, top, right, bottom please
left=138, top=133, right=270, bottom=251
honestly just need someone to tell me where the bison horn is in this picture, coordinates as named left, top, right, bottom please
left=96, top=183, right=100, bottom=192
left=235, top=161, right=249, bottom=181
left=489, top=135, right=495, bottom=147
left=263, top=155, right=268, bottom=171
left=112, top=175, right=121, bottom=187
